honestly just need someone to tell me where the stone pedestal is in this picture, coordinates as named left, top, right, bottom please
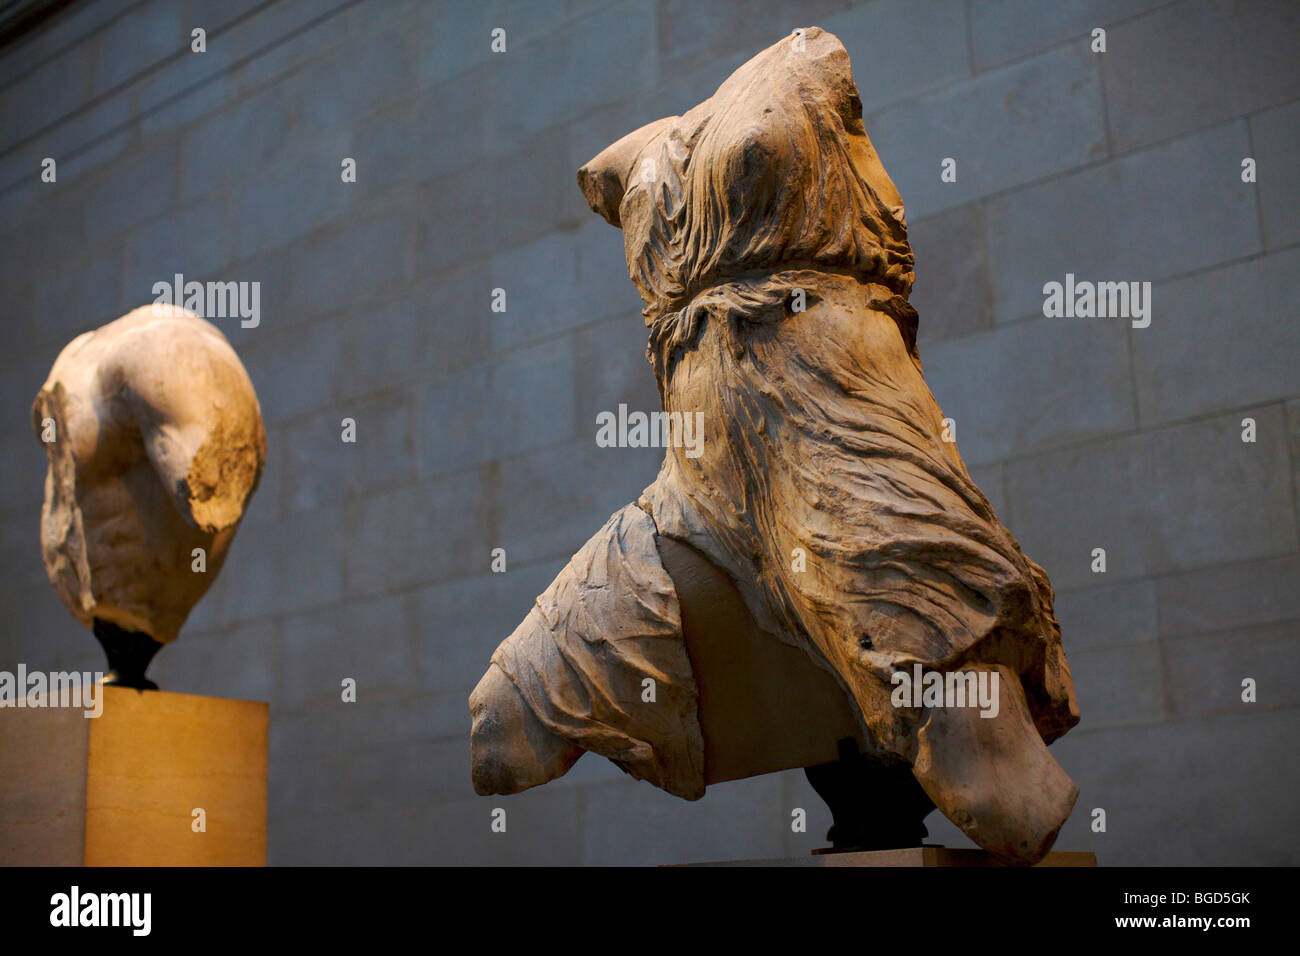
left=0, top=686, right=267, bottom=866
left=677, top=847, right=1098, bottom=867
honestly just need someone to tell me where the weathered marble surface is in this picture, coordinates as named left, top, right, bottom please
left=471, top=27, right=1080, bottom=865
left=32, top=305, right=265, bottom=648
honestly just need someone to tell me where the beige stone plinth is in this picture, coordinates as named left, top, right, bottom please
left=675, top=847, right=1097, bottom=867
left=0, top=686, right=266, bottom=866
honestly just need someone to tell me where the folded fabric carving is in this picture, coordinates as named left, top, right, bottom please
left=471, top=27, right=1080, bottom=865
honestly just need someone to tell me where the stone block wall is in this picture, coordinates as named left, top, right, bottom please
left=1, top=0, right=1295, bottom=864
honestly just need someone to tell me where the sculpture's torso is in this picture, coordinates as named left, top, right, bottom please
left=33, top=307, right=264, bottom=643
left=472, top=26, right=1081, bottom=864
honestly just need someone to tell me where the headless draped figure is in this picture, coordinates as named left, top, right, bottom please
left=470, top=27, right=1079, bottom=864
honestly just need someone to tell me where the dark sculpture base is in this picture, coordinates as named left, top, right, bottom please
left=92, top=619, right=164, bottom=691
left=803, top=738, right=934, bottom=853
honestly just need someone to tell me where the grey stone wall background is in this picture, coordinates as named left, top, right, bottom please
left=0, top=0, right=1296, bottom=864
